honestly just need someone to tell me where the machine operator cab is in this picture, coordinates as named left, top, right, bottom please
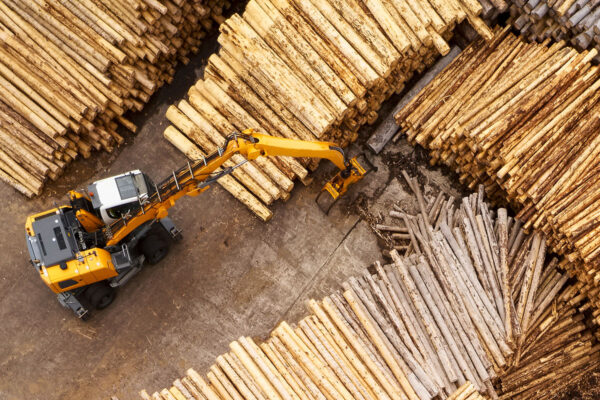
left=88, top=170, right=153, bottom=225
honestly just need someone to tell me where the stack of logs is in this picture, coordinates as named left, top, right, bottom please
left=396, top=27, right=600, bottom=327
left=136, top=182, right=598, bottom=400
left=164, top=0, right=494, bottom=221
left=476, top=0, right=600, bottom=59
left=0, top=0, right=229, bottom=197
left=449, top=382, right=488, bottom=400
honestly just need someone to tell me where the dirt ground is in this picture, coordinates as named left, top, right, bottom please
left=0, top=25, right=591, bottom=400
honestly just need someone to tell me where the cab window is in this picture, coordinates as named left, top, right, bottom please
left=133, top=174, right=148, bottom=195
left=115, top=175, right=137, bottom=199
left=106, top=202, right=140, bottom=220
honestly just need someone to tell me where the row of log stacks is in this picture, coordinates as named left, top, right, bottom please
left=0, top=0, right=230, bottom=197
left=475, top=0, right=600, bottom=60
left=395, top=27, right=600, bottom=328
left=164, top=0, right=494, bottom=221
left=135, top=183, right=598, bottom=400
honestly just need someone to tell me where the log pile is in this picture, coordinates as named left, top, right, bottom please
left=378, top=176, right=599, bottom=399
left=395, top=28, right=600, bottom=325
left=449, top=382, right=488, bottom=400
left=477, top=0, right=600, bottom=58
left=0, top=0, right=230, bottom=197
left=136, top=183, right=598, bottom=399
left=164, top=0, right=494, bottom=220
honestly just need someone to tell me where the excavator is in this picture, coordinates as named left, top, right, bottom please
left=25, top=129, right=373, bottom=319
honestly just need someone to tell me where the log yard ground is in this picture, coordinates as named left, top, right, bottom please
left=0, top=29, right=464, bottom=400
left=5, top=0, right=600, bottom=397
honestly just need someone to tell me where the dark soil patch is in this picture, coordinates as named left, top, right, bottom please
left=380, top=142, right=432, bottom=179
left=552, top=367, right=600, bottom=400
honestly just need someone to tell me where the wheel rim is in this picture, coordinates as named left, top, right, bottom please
left=98, top=292, right=113, bottom=308
left=153, top=248, right=166, bottom=261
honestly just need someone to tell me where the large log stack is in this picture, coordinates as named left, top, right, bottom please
left=395, top=27, right=600, bottom=326
left=476, top=0, right=600, bottom=60
left=136, top=184, right=598, bottom=400
left=164, top=0, right=494, bottom=221
left=0, top=0, right=230, bottom=197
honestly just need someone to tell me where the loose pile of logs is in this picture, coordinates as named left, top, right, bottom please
left=0, top=0, right=229, bottom=197
left=136, top=183, right=598, bottom=399
left=396, top=27, right=600, bottom=328
left=164, top=0, right=494, bottom=221
left=378, top=176, right=599, bottom=399
left=476, top=0, right=600, bottom=59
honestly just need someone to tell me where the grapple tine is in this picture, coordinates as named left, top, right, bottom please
left=316, top=189, right=337, bottom=214
left=315, top=152, right=375, bottom=214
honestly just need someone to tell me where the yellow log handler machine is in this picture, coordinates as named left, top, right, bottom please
left=25, top=129, right=373, bottom=319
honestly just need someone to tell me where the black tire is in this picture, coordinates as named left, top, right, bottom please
left=86, top=282, right=115, bottom=310
left=140, top=234, right=169, bottom=265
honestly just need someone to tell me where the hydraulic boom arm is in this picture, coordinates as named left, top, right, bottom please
left=103, top=129, right=369, bottom=246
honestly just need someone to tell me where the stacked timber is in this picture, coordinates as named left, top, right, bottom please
left=449, top=382, right=488, bottom=400
left=165, top=0, right=494, bottom=221
left=0, top=0, right=230, bottom=197
left=136, top=184, right=598, bottom=400
left=395, top=28, right=600, bottom=328
left=476, top=0, right=600, bottom=58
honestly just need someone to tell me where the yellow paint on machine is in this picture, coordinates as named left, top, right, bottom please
left=40, top=248, right=117, bottom=294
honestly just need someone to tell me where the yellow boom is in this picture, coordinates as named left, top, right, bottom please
left=104, top=129, right=368, bottom=246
